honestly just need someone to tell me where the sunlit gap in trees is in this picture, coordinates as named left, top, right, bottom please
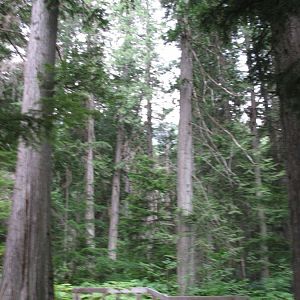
left=104, top=0, right=180, bottom=129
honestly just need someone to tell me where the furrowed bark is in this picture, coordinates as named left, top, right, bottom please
left=0, top=0, right=59, bottom=299
left=108, top=123, right=123, bottom=260
left=85, top=95, right=96, bottom=247
left=271, top=11, right=300, bottom=299
left=177, top=0, right=195, bottom=293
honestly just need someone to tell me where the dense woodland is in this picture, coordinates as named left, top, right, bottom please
left=0, top=0, right=300, bottom=299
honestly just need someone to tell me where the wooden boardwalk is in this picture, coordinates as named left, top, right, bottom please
left=72, top=287, right=248, bottom=300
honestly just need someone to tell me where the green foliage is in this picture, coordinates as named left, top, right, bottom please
left=55, top=275, right=293, bottom=300
left=0, top=0, right=29, bottom=60
left=190, top=268, right=292, bottom=299
left=55, top=280, right=175, bottom=300
left=0, top=0, right=293, bottom=298
left=60, top=0, right=108, bottom=29
left=55, top=283, right=74, bottom=300
left=0, top=169, right=13, bottom=270
left=128, top=155, right=172, bottom=192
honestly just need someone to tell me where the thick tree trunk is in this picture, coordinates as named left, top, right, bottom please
left=85, top=95, right=96, bottom=247
left=250, top=89, right=269, bottom=280
left=0, top=0, right=58, bottom=299
left=177, top=3, right=195, bottom=294
left=271, top=11, right=300, bottom=299
left=108, top=124, right=123, bottom=260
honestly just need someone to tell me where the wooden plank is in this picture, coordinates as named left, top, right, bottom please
left=72, top=293, right=80, bottom=300
left=136, top=293, right=142, bottom=300
left=72, top=287, right=148, bottom=295
left=167, top=297, right=248, bottom=300
left=146, top=288, right=168, bottom=300
left=72, top=288, right=108, bottom=294
left=130, top=287, right=149, bottom=294
left=72, top=287, right=248, bottom=300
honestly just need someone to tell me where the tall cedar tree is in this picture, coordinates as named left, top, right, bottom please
left=0, top=0, right=59, bottom=298
left=85, top=95, right=96, bottom=247
left=177, top=0, right=195, bottom=294
left=272, top=9, right=300, bottom=298
left=205, top=1, right=300, bottom=297
left=108, top=122, right=123, bottom=260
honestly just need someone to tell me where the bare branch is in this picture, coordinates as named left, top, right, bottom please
left=207, top=114, right=255, bottom=164
left=4, top=33, right=25, bottom=61
left=192, top=49, right=240, bottom=97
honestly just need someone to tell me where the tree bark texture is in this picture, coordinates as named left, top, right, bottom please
left=177, top=4, right=195, bottom=294
left=0, top=0, right=58, bottom=299
left=108, top=124, right=123, bottom=260
left=271, top=11, right=300, bottom=299
left=85, top=95, right=96, bottom=247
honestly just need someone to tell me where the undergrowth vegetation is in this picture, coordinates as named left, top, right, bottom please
left=55, top=274, right=293, bottom=300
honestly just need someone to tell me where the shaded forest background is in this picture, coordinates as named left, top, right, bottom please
left=0, top=0, right=297, bottom=299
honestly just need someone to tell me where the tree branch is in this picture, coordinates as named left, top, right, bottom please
left=192, top=48, right=240, bottom=97
left=4, top=33, right=25, bottom=61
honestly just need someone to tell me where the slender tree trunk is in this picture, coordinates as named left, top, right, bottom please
left=240, top=254, right=247, bottom=280
left=108, top=123, right=123, bottom=260
left=163, top=141, right=172, bottom=214
left=177, top=1, right=195, bottom=293
left=261, top=84, right=276, bottom=158
left=250, top=89, right=269, bottom=280
left=123, top=137, right=132, bottom=195
left=85, top=95, right=96, bottom=247
left=0, top=1, right=58, bottom=299
left=271, top=11, right=300, bottom=299
left=145, top=0, right=153, bottom=159
left=63, top=167, right=72, bottom=268
left=144, top=0, right=157, bottom=260
left=146, top=85, right=153, bottom=158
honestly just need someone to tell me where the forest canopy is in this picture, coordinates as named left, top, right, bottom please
left=0, top=0, right=300, bottom=299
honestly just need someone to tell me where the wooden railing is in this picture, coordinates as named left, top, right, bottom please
left=72, top=287, right=249, bottom=300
